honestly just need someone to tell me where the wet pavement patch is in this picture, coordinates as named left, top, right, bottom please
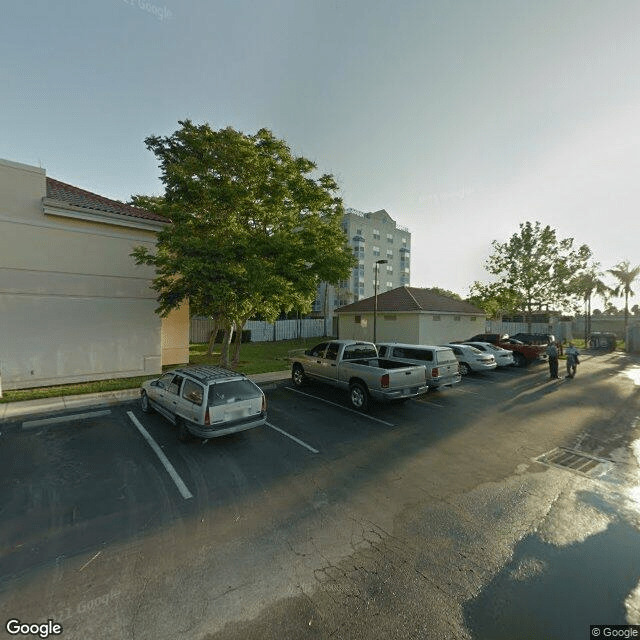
left=535, top=447, right=613, bottom=478
left=464, top=521, right=640, bottom=640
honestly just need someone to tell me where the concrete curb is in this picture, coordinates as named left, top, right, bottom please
left=0, top=371, right=291, bottom=422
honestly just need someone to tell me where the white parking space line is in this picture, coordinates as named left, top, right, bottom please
left=284, top=387, right=395, bottom=427
left=266, top=422, right=319, bottom=454
left=22, top=409, right=112, bottom=430
left=416, top=399, right=445, bottom=407
left=126, top=411, right=193, bottom=500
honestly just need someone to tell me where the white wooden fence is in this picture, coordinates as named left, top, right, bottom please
left=190, top=317, right=330, bottom=343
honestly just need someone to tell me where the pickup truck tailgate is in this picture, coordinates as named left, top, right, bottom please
left=386, top=366, right=427, bottom=390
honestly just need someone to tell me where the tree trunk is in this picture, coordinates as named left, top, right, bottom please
left=206, top=316, right=222, bottom=356
left=220, top=321, right=234, bottom=368
left=231, top=323, right=243, bottom=368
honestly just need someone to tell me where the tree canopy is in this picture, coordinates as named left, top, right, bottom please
left=131, top=120, right=355, bottom=365
left=469, top=221, right=592, bottom=326
left=608, top=260, right=640, bottom=334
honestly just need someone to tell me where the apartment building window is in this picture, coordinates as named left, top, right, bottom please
left=386, top=265, right=393, bottom=273
left=433, top=315, right=441, bottom=321
left=386, top=281, right=393, bottom=288
left=373, top=246, right=380, bottom=257
left=386, top=249, right=393, bottom=258
left=402, top=237, right=408, bottom=246
left=454, top=315, right=461, bottom=321
left=386, top=233, right=394, bottom=243
left=373, top=228, right=380, bottom=240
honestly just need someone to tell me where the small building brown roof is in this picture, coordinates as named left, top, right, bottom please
left=335, top=286, right=485, bottom=315
left=46, top=177, right=169, bottom=223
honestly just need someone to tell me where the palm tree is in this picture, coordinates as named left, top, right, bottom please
left=573, top=266, right=611, bottom=342
left=608, top=260, right=640, bottom=336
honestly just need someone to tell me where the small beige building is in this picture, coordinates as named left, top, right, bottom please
left=335, top=286, right=486, bottom=344
left=0, top=158, right=189, bottom=391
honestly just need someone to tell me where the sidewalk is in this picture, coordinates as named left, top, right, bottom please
left=0, top=370, right=291, bottom=422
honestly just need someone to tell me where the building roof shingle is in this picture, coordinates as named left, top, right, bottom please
left=45, top=177, right=169, bottom=223
left=335, top=286, right=485, bottom=315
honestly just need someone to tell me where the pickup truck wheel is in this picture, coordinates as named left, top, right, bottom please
left=349, top=382, right=369, bottom=412
left=177, top=419, right=191, bottom=443
left=292, top=364, right=306, bottom=387
left=459, top=362, right=471, bottom=376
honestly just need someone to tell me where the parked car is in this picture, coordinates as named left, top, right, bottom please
left=140, top=365, right=267, bottom=442
left=289, top=340, right=428, bottom=411
left=467, top=333, right=509, bottom=344
left=463, top=341, right=515, bottom=367
left=376, top=343, right=461, bottom=390
left=465, top=334, right=546, bottom=367
left=510, top=333, right=555, bottom=345
left=441, top=343, right=497, bottom=375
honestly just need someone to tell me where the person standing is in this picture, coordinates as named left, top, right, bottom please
left=546, top=340, right=559, bottom=379
left=566, top=342, right=580, bottom=378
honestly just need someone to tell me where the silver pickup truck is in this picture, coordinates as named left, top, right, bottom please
left=290, top=340, right=428, bottom=411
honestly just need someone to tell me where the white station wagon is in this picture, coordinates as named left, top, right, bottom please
left=140, top=365, right=267, bottom=442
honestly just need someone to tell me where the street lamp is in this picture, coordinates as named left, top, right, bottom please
left=373, top=259, right=388, bottom=343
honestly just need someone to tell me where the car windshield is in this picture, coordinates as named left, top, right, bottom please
left=208, top=379, right=262, bottom=406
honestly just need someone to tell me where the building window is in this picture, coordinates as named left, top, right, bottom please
left=387, top=233, right=394, bottom=243
left=471, top=316, right=477, bottom=321
left=373, top=228, right=380, bottom=239
left=373, top=246, right=380, bottom=257
left=402, top=237, right=408, bottom=246
left=386, top=249, right=393, bottom=258
left=433, top=315, right=441, bottom=321
left=355, top=315, right=361, bottom=323
left=454, top=315, right=461, bottom=321
left=386, top=265, right=393, bottom=273
left=386, top=281, right=393, bottom=288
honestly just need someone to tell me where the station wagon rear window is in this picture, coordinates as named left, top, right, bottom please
left=208, top=379, right=262, bottom=406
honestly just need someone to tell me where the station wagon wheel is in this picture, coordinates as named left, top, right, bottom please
left=292, top=364, right=306, bottom=387
left=140, top=391, right=151, bottom=413
left=349, top=382, right=369, bottom=412
left=459, top=362, right=471, bottom=376
left=176, top=419, right=191, bottom=443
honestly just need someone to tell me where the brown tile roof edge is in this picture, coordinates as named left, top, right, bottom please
left=335, top=286, right=485, bottom=314
left=45, top=177, right=169, bottom=223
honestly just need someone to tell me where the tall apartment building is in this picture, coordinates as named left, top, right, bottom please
left=313, top=207, right=411, bottom=317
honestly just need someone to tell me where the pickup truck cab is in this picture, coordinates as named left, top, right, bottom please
left=376, top=343, right=461, bottom=390
left=290, top=340, right=428, bottom=411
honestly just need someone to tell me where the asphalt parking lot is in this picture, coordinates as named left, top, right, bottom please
left=0, top=363, right=527, bottom=581
left=5, top=353, right=638, bottom=640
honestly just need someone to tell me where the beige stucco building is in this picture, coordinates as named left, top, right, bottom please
left=335, top=286, right=486, bottom=344
left=0, top=158, right=189, bottom=391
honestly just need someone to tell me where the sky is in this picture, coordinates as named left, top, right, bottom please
left=2, top=0, right=639, bottom=311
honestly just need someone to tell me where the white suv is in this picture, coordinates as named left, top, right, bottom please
left=140, top=365, right=267, bottom=442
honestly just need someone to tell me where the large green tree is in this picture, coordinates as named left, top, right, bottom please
left=131, top=120, right=355, bottom=366
left=608, top=260, right=640, bottom=336
left=470, top=221, right=591, bottom=330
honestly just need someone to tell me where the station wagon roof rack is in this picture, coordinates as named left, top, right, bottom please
left=173, top=365, right=247, bottom=384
